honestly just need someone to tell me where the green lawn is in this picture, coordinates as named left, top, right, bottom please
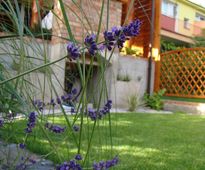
left=162, top=96, right=205, bottom=103
left=1, top=113, right=205, bottom=169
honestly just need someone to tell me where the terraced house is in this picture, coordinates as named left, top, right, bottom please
left=161, top=0, right=205, bottom=46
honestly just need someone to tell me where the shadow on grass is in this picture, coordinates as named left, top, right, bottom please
left=1, top=113, right=205, bottom=169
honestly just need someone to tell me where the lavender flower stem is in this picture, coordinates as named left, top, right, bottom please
left=38, top=122, right=63, bottom=162
left=83, top=120, right=97, bottom=166
left=73, top=58, right=94, bottom=123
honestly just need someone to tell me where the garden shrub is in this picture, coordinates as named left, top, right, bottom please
left=144, top=89, right=166, bottom=110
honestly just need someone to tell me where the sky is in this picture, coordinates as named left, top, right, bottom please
left=189, top=0, right=205, bottom=8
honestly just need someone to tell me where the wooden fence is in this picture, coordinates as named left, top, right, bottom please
left=159, top=47, right=205, bottom=98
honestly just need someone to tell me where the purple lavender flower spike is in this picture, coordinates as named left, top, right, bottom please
left=84, top=34, right=98, bottom=56
left=105, top=100, right=112, bottom=110
left=25, top=112, right=37, bottom=133
left=73, top=125, right=80, bottom=132
left=75, top=154, right=82, bottom=161
left=112, top=26, right=126, bottom=48
left=57, top=159, right=82, bottom=170
left=67, top=42, right=80, bottom=60
left=45, top=122, right=66, bottom=134
left=102, top=19, right=141, bottom=51
left=71, top=107, right=75, bottom=114
left=88, top=108, right=97, bottom=121
left=61, top=95, right=66, bottom=102
left=19, top=143, right=26, bottom=149
left=51, top=125, right=65, bottom=133
left=93, top=155, right=119, bottom=170
left=67, top=93, right=73, bottom=101
left=0, top=119, right=4, bottom=127
left=50, top=99, right=56, bottom=107
left=33, top=100, right=45, bottom=111
left=87, top=100, right=112, bottom=121
left=71, top=88, right=78, bottom=95
left=103, top=31, right=115, bottom=51
left=123, top=19, right=141, bottom=37
left=104, top=27, right=126, bottom=50
left=99, top=161, right=105, bottom=169
left=56, top=97, right=61, bottom=104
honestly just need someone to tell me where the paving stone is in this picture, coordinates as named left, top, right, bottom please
left=0, top=142, right=55, bottom=170
left=164, top=100, right=205, bottom=114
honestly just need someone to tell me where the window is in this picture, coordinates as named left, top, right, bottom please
left=195, top=13, right=205, bottom=21
left=184, top=18, right=190, bottom=29
left=162, top=0, right=177, bottom=18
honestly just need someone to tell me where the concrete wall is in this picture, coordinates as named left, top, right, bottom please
left=0, top=38, right=51, bottom=68
left=0, top=37, right=156, bottom=108
left=65, top=52, right=155, bottom=109
left=0, top=38, right=62, bottom=101
left=109, top=54, right=155, bottom=109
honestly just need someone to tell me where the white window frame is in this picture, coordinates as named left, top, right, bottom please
left=195, top=13, right=205, bottom=21
left=184, top=18, right=190, bottom=29
left=162, top=0, right=177, bottom=18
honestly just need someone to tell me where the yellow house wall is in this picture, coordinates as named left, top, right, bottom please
left=177, top=1, right=196, bottom=36
left=165, top=0, right=205, bottom=37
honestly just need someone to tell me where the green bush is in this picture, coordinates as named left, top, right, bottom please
left=144, top=89, right=166, bottom=110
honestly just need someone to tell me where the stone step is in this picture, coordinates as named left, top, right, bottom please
left=163, top=100, right=205, bottom=114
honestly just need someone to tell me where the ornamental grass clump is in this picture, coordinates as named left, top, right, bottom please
left=0, top=0, right=141, bottom=169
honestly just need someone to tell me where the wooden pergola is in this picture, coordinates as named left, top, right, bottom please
left=121, top=0, right=162, bottom=93
left=121, top=0, right=161, bottom=57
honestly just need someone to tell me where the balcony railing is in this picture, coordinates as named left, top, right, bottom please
left=161, top=15, right=176, bottom=32
left=161, top=14, right=205, bottom=37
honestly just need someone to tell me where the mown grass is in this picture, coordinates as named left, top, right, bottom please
left=1, top=113, right=205, bottom=169
left=162, top=96, right=205, bottom=103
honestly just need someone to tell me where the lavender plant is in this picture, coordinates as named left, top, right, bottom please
left=0, top=0, right=141, bottom=169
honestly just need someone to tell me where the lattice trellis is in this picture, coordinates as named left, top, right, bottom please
left=160, top=47, right=205, bottom=98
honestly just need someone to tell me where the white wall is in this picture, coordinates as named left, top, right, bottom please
left=109, top=54, right=155, bottom=109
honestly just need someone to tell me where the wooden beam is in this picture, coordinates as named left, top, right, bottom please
left=153, top=0, right=162, bottom=92
left=31, top=0, right=43, bottom=29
